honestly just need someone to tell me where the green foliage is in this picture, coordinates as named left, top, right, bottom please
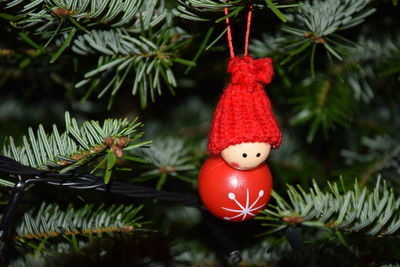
left=249, top=33, right=286, bottom=58
left=281, top=0, right=375, bottom=62
left=268, top=131, right=323, bottom=185
left=250, top=33, right=400, bottom=143
left=15, top=202, right=143, bottom=242
left=2, top=0, right=167, bottom=65
left=74, top=26, right=193, bottom=108
left=1, top=0, right=194, bottom=108
left=290, top=75, right=354, bottom=142
left=10, top=231, right=178, bottom=267
left=177, top=0, right=295, bottom=22
left=2, top=0, right=166, bottom=33
left=259, top=177, right=400, bottom=236
left=341, top=35, right=400, bottom=102
left=2, top=111, right=149, bottom=174
left=9, top=242, right=86, bottom=267
left=176, top=0, right=297, bottom=50
left=1, top=0, right=400, bottom=265
left=341, top=135, right=400, bottom=185
left=132, top=137, right=197, bottom=189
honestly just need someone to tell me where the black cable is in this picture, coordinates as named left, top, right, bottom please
left=0, top=156, right=41, bottom=176
left=0, top=178, right=26, bottom=265
left=0, top=156, right=200, bottom=206
left=0, top=156, right=241, bottom=263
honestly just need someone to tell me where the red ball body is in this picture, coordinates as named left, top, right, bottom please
left=198, top=157, right=273, bottom=222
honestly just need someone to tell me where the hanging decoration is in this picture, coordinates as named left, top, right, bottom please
left=198, top=3, right=282, bottom=222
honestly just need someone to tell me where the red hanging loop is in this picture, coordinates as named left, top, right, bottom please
left=224, top=2, right=253, bottom=57
left=244, top=4, right=253, bottom=56
left=224, top=6, right=235, bottom=58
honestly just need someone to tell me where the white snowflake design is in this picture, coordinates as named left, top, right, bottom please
left=221, top=189, right=265, bottom=221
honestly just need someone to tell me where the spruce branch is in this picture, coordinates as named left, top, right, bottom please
left=9, top=242, right=88, bottom=267
left=280, top=0, right=375, bottom=64
left=341, top=135, right=400, bottom=186
left=251, top=34, right=399, bottom=142
left=176, top=0, right=297, bottom=52
left=10, top=227, right=173, bottom=267
left=177, top=0, right=295, bottom=22
left=1, top=0, right=193, bottom=108
left=132, top=137, right=197, bottom=189
left=282, top=36, right=400, bottom=142
left=73, top=26, right=193, bottom=108
left=14, top=202, right=144, bottom=242
left=176, top=0, right=240, bottom=21
left=258, top=177, right=400, bottom=236
left=2, top=0, right=166, bottom=32
left=0, top=0, right=171, bottom=72
left=249, top=34, right=286, bottom=58
left=2, top=111, right=149, bottom=175
left=289, top=74, right=353, bottom=142
left=343, top=35, right=400, bottom=102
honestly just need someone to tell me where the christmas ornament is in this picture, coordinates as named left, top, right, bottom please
left=198, top=156, right=272, bottom=222
left=198, top=4, right=282, bottom=221
left=208, top=55, right=281, bottom=170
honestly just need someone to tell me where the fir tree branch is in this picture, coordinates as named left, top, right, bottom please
left=2, top=0, right=166, bottom=32
left=289, top=74, right=353, bottom=142
left=342, top=35, right=400, bottom=102
left=249, top=33, right=287, bottom=58
left=73, top=26, right=193, bottom=108
left=132, top=137, right=197, bottom=188
left=1, top=0, right=167, bottom=64
left=2, top=111, right=149, bottom=174
left=177, top=0, right=295, bottom=22
left=14, top=203, right=144, bottom=242
left=1, top=0, right=194, bottom=108
left=279, top=0, right=375, bottom=62
left=251, top=34, right=400, bottom=142
left=342, top=135, right=400, bottom=186
left=258, top=177, right=400, bottom=236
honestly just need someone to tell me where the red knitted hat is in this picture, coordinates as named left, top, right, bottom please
left=208, top=56, right=282, bottom=155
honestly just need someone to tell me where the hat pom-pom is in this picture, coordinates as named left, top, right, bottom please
left=227, top=56, right=274, bottom=86
left=254, top=58, right=274, bottom=85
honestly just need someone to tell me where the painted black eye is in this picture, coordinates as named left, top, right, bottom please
left=256, top=153, right=261, bottom=157
left=242, top=153, right=247, bottom=158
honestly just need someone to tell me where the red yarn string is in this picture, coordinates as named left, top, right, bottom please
left=224, top=3, right=253, bottom=57
left=244, top=4, right=253, bottom=56
left=224, top=6, right=235, bottom=58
